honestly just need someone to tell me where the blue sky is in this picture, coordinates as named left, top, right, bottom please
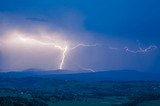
left=0, top=0, right=160, bottom=71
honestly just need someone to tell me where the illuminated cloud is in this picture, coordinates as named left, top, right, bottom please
left=0, top=8, right=159, bottom=72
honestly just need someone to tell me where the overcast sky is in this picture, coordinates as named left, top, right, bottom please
left=0, top=0, right=160, bottom=72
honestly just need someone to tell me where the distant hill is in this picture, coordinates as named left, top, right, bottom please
left=0, top=69, right=160, bottom=81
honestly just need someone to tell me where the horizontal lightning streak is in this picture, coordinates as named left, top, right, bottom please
left=108, top=46, right=121, bottom=50
left=18, top=35, right=64, bottom=50
left=77, top=65, right=95, bottom=72
left=124, top=45, right=157, bottom=53
left=108, top=41, right=157, bottom=54
left=70, top=43, right=99, bottom=50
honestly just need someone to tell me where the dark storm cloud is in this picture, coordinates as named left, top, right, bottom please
left=0, top=0, right=159, bottom=71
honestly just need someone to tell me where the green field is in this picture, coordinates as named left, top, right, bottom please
left=0, top=77, right=160, bottom=106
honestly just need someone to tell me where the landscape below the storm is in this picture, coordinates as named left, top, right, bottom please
left=0, top=69, right=160, bottom=106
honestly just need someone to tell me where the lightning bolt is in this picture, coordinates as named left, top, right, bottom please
left=59, top=43, right=99, bottom=69
left=108, top=46, right=121, bottom=50
left=59, top=45, right=68, bottom=69
left=108, top=41, right=157, bottom=54
left=10, top=34, right=159, bottom=71
left=17, top=35, right=68, bottom=69
left=69, top=43, right=99, bottom=72
left=123, top=40, right=158, bottom=53
left=124, top=45, right=157, bottom=53
left=17, top=35, right=99, bottom=70
left=77, top=65, right=95, bottom=72
left=70, top=43, right=99, bottom=50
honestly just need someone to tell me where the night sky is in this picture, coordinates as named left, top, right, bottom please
left=0, top=0, right=159, bottom=72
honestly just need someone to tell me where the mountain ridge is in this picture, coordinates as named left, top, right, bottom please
left=0, top=69, right=159, bottom=81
